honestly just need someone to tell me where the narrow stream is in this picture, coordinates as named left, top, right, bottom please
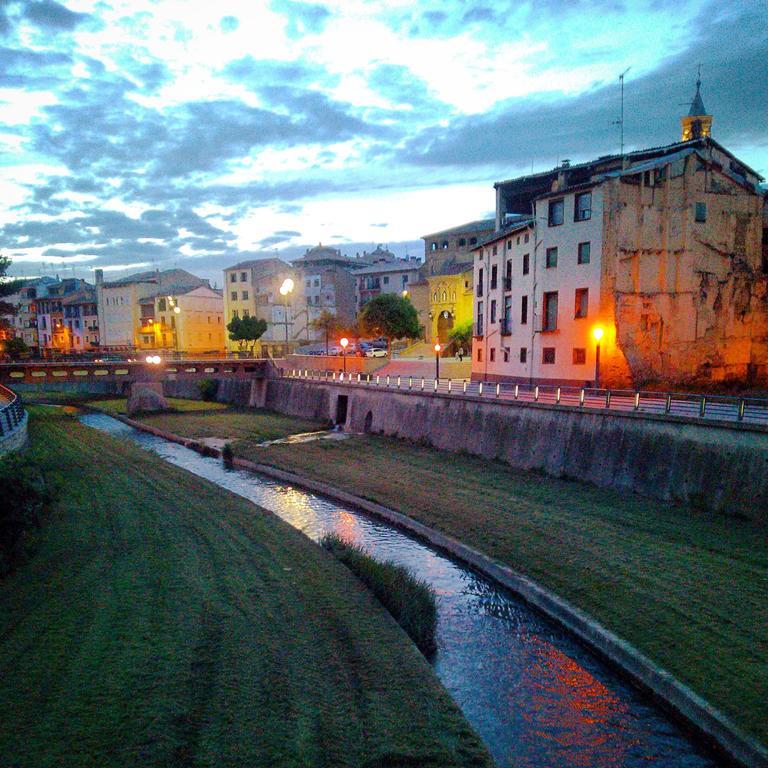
left=80, top=412, right=719, bottom=768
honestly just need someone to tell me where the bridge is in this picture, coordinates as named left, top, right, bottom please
left=0, top=358, right=273, bottom=386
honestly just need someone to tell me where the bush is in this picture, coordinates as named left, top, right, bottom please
left=0, top=454, right=52, bottom=576
left=321, top=533, right=438, bottom=655
left=197, top=378, right=220, bottom=402
left=222, top=443, right=234, bottom=468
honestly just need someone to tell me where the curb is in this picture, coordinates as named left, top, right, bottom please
left=100, top=410, right=767, bottom=768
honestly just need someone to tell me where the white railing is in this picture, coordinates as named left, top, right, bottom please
left=282, top=369, right=768, bottom=428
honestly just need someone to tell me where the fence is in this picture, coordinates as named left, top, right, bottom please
left=283, top=369, right=768, bottom=428
left=0, top=384, right=25, bottom=437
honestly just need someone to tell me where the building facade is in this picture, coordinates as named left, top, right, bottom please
left=354, top=257, right=422, bottom=310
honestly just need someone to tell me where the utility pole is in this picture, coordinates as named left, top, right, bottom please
left=613, top=67, right=631, bottom=157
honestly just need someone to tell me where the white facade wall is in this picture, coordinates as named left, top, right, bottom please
left=473, top=185, right=605, bottom=384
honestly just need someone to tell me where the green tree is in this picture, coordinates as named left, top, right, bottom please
left=227, top=315, right=268, bottom=356
left=359, top=294, right=420, bottom=353
left=448, top=320, right=473, bottom=353
left=309, top=310, right=341, bottom=354
left=0, top=255, right=21, bottom=338
left=2, top=337, right=29, bottom=360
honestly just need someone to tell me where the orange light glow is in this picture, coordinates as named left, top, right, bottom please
left=434, top=343, right=441, bottom=353
left=592, top=326, right=604, bottom=342
left=340, top=337, right=349, bottom=349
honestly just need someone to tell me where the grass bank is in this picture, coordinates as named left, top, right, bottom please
left=0, top=407, right=491, bottom=768
left=120, top=400, right=767, bottom=746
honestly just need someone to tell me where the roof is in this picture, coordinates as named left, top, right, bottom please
left=351, top=259, right=422, bottom=276
left=103, top=268, right=206, bottom=289
left=428, top=261, right=473, bottom=277
left=62, top=287, right=97, bottom=305
left=225, top=257, right=290, bottom=272
left=472, top=218, right=534, bottom=250
left=422, top=218, right=496, bottom=240
left=141, top=283, right=209, bottom=300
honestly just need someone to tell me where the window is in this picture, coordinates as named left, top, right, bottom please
left=243, top=309, right=249, bottom=318
left=503, top=348, right=510, bottom=362
left=574, top=288, right=589, bottom=319
left=431, top=242, right=437, bottom=251
left=542, top=347, right=556, bottom=364
left=490, top=348, right=496, bottom=362
left=477, top=348, right=483, bottom=362
left=232, top=309, right=239, bottom=319
left=383, top=276, right=389, bottom=285
left=524, top=233, right=529, bottom=243
left=231, top=291, right=237, bottom=301
left=574, top=192, right=592, bottom=221
left=469, top=237, right=477, bottom=245
left=573, top=348, right=586, bottom=365
left=240, top=271, right=247, bottom=281
left=492, top=245, right=497, bottom=256
left=241, top=291, right=249, bottom=300
left=314, top=279, right=320, bottom=287
left=519, top=347, right=527, bottom=363
left=477, top=268, right=484, bottom=297
left=441, top=290, right=447, bottom=302
left=522, top=253, right=530, bottom=275
left=543, top=291, right=558, bottom=331
left=476, top=301, right=484, bottom=335
left=441, top=241, right=448, bottom=249
left=402, top=274, right=409, bottom=285
left=548, top=198, right=564, bottom=226
left=207, top=316, right=211, bottom=323
left=507, top=240, right=512, bottom=250
left=230, top=273, right=236, bottom=283
left=578, top=242, right=591, bottom=264
left=433, top=292, right=438, bottom=302
left=520, top=295, right=528, bottom=325
left=546, top=247, right=558, bottom=268
left=490, top=299, right=497, bottom=324
left=502, top=296, right=512, bottom=333
left=458, top=238, right=466, bottom=246
left=695, top=202, right=707, bottom=222
left=490, top=265, right=497, bottom=290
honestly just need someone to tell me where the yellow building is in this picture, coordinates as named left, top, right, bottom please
left=411, top=263, right=474, bottom=347
left=137, top=285, right=225, bottom=357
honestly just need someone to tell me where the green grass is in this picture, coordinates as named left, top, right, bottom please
left=0, top=407, right=491, bottom=768
left=142, top=402, right=767, bottom=746
left=321, top=534, right=438, bottom=656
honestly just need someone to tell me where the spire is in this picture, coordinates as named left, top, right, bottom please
left=688, top=77, right=706, bottom=117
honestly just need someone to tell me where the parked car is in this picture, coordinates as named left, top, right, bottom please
left=365, top=347, right=388, bottom=358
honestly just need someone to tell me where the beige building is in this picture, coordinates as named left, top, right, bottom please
left=475, top=86, right=766, bottom=386
left=138, top=285, right=225, bottom=356
left=96, top=268, right=206, bottom=352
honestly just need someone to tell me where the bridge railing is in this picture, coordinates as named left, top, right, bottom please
left=0, top=384, right=25, bottom=438
left=282, top=368, right=768, bottom=429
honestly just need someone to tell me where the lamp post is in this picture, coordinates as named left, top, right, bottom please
left=279, top=278, right=294, bottom=354
left=340, top=336, right=349, bottom=374
left=434, top=342, right=441, bottom=381
left=592, top=326, right=604, bottom=388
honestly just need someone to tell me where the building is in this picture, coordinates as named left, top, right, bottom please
left=290, top=245, right=370, bottom=341
left=223, top=257, right=296, bottom=356
left=96, top=268, right=207, bottom=352
left=353, top=246, right=422, bottom=310
left=421, top=220, right=495, bottom=277
left=36, top=278, right=92, bottom=356
left=473, top=82, right=766, bottom=386
left=3, top=277, right=57, bottom=352
left=137, top=285, right=225, bottom=356
left=61, top=286, right=99, bottom=353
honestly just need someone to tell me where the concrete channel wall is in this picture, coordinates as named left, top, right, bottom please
left=0, top=409, right=28, bottom=456
left=264, top=379, right=768, bottom=520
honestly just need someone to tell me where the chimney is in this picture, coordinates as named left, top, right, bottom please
left=95, top=269, right=103, bottom=285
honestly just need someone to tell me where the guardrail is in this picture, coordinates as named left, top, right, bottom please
left=283, top=369, right=768, bottom=429
left=0, top=383, right=26, bottom=438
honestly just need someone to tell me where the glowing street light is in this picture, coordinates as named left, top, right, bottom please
left=340, top=336, right=349, bottom=374
left=279, top=277, right=294, bottom=347
left=592, top=326, right=604, bottom=389
left=434, top=342, right=441, bottom=381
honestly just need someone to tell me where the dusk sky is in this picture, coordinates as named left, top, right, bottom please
left=2, top=0, right=766, bottom=286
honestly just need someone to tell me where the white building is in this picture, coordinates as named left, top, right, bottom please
left=353, top=258, right=422, bottom=310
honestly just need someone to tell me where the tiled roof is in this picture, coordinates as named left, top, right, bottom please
left=351, top=260, right=422, bottom=275
left=422, top=218, right=495, bottom=239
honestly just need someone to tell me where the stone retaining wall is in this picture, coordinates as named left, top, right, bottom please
left=265, top=379, right=768, bottom=520
left=0, top=409, right=28, bottom=456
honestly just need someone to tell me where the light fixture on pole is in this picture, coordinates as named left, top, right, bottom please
left=434, top=342, right=441, bottom=381
left=279, top=278, right=294, bottom=350
left=592, top=326, right=604, bottom=389
left=340, top=336, right=349, bottom=374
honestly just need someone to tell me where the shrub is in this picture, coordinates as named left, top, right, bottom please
left=321, top=533, right=438, bottom=655
left=0, top=454, right=52, bottom=576
left=197, top=378, right=220, bottom=402
left=222, top=443, right=234, bottom=468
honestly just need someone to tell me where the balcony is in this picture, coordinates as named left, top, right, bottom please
left=501, top=319, right=512, bottom=335
left=475, top=322, right=484, bottom=337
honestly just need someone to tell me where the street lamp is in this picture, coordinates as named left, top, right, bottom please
left=279, top=278, right=294, bottom=352
left=340, top=337, right=349, bottom=374
left=434, top=342, right=441, bottom=381
left=592, top=326, right=604, bottom=388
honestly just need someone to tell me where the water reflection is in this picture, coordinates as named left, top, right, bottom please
left=80, top=412, right=718, bottom=768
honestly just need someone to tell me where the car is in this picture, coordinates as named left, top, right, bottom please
left=365, top=347, right=388, bottom=358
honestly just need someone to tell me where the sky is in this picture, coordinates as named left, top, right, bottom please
left=1, top=0, right=766, bottom=287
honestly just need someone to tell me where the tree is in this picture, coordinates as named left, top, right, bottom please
left=309, top=310, right=341, bottom=354
left=2, top=337, right=29, bottom=360
left=227, top=315, right=268, bottom=356
left=448, top=320, right=473, bottom=352
left=358, top=293, right=420, bottom=353
left=0, top=255, right=21, bottom=338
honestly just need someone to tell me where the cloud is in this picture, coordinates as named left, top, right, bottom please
left=219, top=15, right=238, bottom=33
left=272, top=0, right=331, bottom=37
left=22, top=0, right=90, bottom=31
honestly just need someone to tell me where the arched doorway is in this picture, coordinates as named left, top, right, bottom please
left=437, top=310, right=453, bottom=344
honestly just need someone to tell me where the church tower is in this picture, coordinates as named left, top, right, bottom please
left=680, top=75, right=713, bottom=141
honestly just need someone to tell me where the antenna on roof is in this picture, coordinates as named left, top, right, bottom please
left=612, top=67, right=632, bottom=157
